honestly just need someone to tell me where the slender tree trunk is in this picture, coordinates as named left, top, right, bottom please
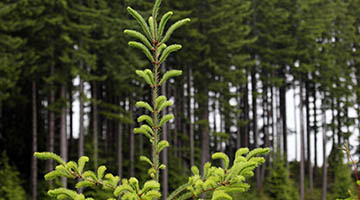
left=68, top=85, right=73, bottom=155
left=200, top=87, right=209, bottom=174
left=188, top=68, right=194, bottom=167
left=331, top=98, right=335, bottom=146
left=47, top=66, right=55, bottom=179
left=271, top=85, right=275, bottom=149
left=161, top=68, right=168, bottom=199
left=182, top=85, right=188, bottom=174
left=173, top=83, right=178, bottom=157
left=251, top=69, right=261, bottom=190
left=305, top=81, right=313, bottom=192
left=244, top=70, right=249, bottom=148
left=280, top=69, right=287, bottom=162
left=117, top=112, right=123, bottom=180
left=60, top=84, right=67, bottom=187
left=275, top=88, right=281, bottom=152
left=237, top=86, right=241, bottom=149
left=31, top=81, right=37, bottom=200
left=79, top=77, right=84, bottom=157
left=93, top=81, right=98, bottom=168
left=260, top=83, right=269, bottom=184
left=294, top=82, right=298, bottom=161
left=199, top=0, right=209, bottom=176
left=336, top=99, right=341, bottom=145
left=78, top=76, right=84, bottom=193
left=129, top=98, right=135, bottom=177
left=313, top=83, right=318, bottom=181
left=321, top=92, right=328, bottom=200
left=300, top=80, right=305, bottom=200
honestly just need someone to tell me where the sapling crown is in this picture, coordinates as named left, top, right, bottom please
left=34, top=0, right=269, bottom=199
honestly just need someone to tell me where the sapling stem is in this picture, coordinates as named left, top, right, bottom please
left=152, top=21, right=160, bottom=183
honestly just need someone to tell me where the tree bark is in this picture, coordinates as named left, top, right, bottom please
left=260, top=83, right=269, bottom=185
left=321, top=92, right=328, bottom=200
left=271, top=85, right=275, bottom=149
left=79, top=77, right=84, bottom=157
left=300, top=81, right=305, bottom=200
left=336, top=99, right=342, bottom=145
left=237, top=86, right=241, bottom=149
left=244, top=71, right=249, bottom=148
left=129, top=98, right=135, bottom=177
left=331, top=98, right=336, bottom=146
left=188, top=68, right=194, bottom=167
left=313, top=83, right=318, bottom=181
left=68, top=85, right=74, bottom=155
left=60, top=84, right=67, bottom=187
left=31, top=81, right=37, bottom=200
left=78, top=76, right=84, bottom=193
left=93, top=81, right=98, bottom=168
left=47, top=66, right=55, bottom=179
left=200, top=87, right=209, bottom=174
left=251, top=69, right=261, bottom=190
left=117, top=113, right=123, bottom=180
left=294, top=83, right=298, bottom=161
left=279, top=69, right=287, bottom=162
left=305, top=81, right=313, bottom=192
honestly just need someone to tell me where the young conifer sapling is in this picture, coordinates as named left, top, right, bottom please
left=34, top=1, right=269, bottom=199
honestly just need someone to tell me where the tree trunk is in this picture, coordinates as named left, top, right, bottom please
left=68, top=85, right=74, bottom=155
left=313, top=83, right=318, bottom=181
left=173, top=82, right=178, bottom=157
left=251, top=69, right=261, bottom=190
left=236, top=86, right=241, bottom=149
left=294, top=83, right=298, bottom=161
left=188, top=68, right=194, bottom=167
left=60, top=84, right=67, bottom=187
left=336, top=99, right=342, bottom=145
left=79, top=77, right=84, bottom=157
left=117, top=113, right=123, bottom=180
left=300, top=81, right=305, bottom=200
left=78, top=76, right=84, bottom=193
left=244, top=71, right=250, bottom=148
left=161, top=69, right=168, bottom=200
left=331, top=98, right=336, bottom=146
left=129, top=98, right=135, bottom=177
left=93, top=81, right=98, bottom=168
left=260, top=83, right=269, bottom=185
left=200, top=87, right=209, bottom=174
left=271, top=85, right=275, bottom=149
left=31, top=81, right=37, bottom=200
left=47, top=66, right=55, bottom=180
left=305, top=81, right=313, bottom=192
left=321, top=92, right=328, bottom=200
left=280, top=69, right=287, bottom=162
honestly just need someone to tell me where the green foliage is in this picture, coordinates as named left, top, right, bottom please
left=264, top=153, right=299, bottom=200
left=0, top=0, right=25, bottom=101
left=34, top=0, right=269, bottom=199
left=328, top=147, right=354, bottom=200
left=0, top=152, right=26, bottom=200
left=182, top=148, right=270, bottom=199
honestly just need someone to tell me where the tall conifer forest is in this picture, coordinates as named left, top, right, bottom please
left=1, top=0, right=360, bottom=199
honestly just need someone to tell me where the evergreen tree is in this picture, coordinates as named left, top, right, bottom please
left=264, top=153, right=299, bottom=200
left=327, top=147, right=354, bottom=199
left=0, top=152, right=27, bottom=200
left=0, top=1, right=26, bottom=102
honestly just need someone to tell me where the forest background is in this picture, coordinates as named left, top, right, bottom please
left=1, top=0, right=360, bottom=199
